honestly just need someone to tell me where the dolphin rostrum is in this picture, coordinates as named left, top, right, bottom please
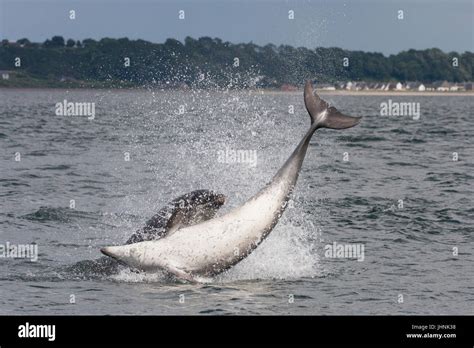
left=101, top=81, right=361, bottom=282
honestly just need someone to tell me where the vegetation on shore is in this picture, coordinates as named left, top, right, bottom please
left=0, top=36, right=472, bottom=88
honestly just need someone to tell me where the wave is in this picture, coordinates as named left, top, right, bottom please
left=20, top=206, right=100, bottom=223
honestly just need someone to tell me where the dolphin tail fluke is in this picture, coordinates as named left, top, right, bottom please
left=320, top=107, right=362, bottom=129
left=304, top=80, right=361, bottom=129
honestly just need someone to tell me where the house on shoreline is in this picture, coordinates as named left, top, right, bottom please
left=1, top=70, right=11, bottom=80
left=306, top=80, right=473, bottom=92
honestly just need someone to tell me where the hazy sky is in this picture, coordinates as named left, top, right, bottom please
left=0, top=0, right=472, bottom=55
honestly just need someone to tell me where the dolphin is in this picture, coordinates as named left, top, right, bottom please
left=101, top=81, right=361, bottom=282
left=126, top=189, right=227, bottom=244
left=66, top=190, right=226, bottom=277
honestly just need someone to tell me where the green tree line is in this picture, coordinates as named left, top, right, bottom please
left=0, top=36, right=472, bottom=88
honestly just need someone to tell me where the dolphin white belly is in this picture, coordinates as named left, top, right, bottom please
left=101, top=81, right=362, bottom=282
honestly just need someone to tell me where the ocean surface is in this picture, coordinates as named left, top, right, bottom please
left=0, top=88, right=472, bottom=315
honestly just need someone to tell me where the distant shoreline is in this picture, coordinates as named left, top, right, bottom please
left=262, top=90, right=474, bottom=97
left=1, top=86, right=473, bottom=96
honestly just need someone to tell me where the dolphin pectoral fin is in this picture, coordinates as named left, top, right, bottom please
left=321, top=107, right=362, bottom=129
left=165, top=266, right=193, bottom=282
left=163, top=264, right=211, bottom=283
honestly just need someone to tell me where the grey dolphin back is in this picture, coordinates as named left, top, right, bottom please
left=125, top=189, right=226, bottom=244
left=304, top=81, right=362, bottom=129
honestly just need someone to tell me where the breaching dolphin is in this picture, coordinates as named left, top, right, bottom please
left=101, top=81, right=361, bottom=282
